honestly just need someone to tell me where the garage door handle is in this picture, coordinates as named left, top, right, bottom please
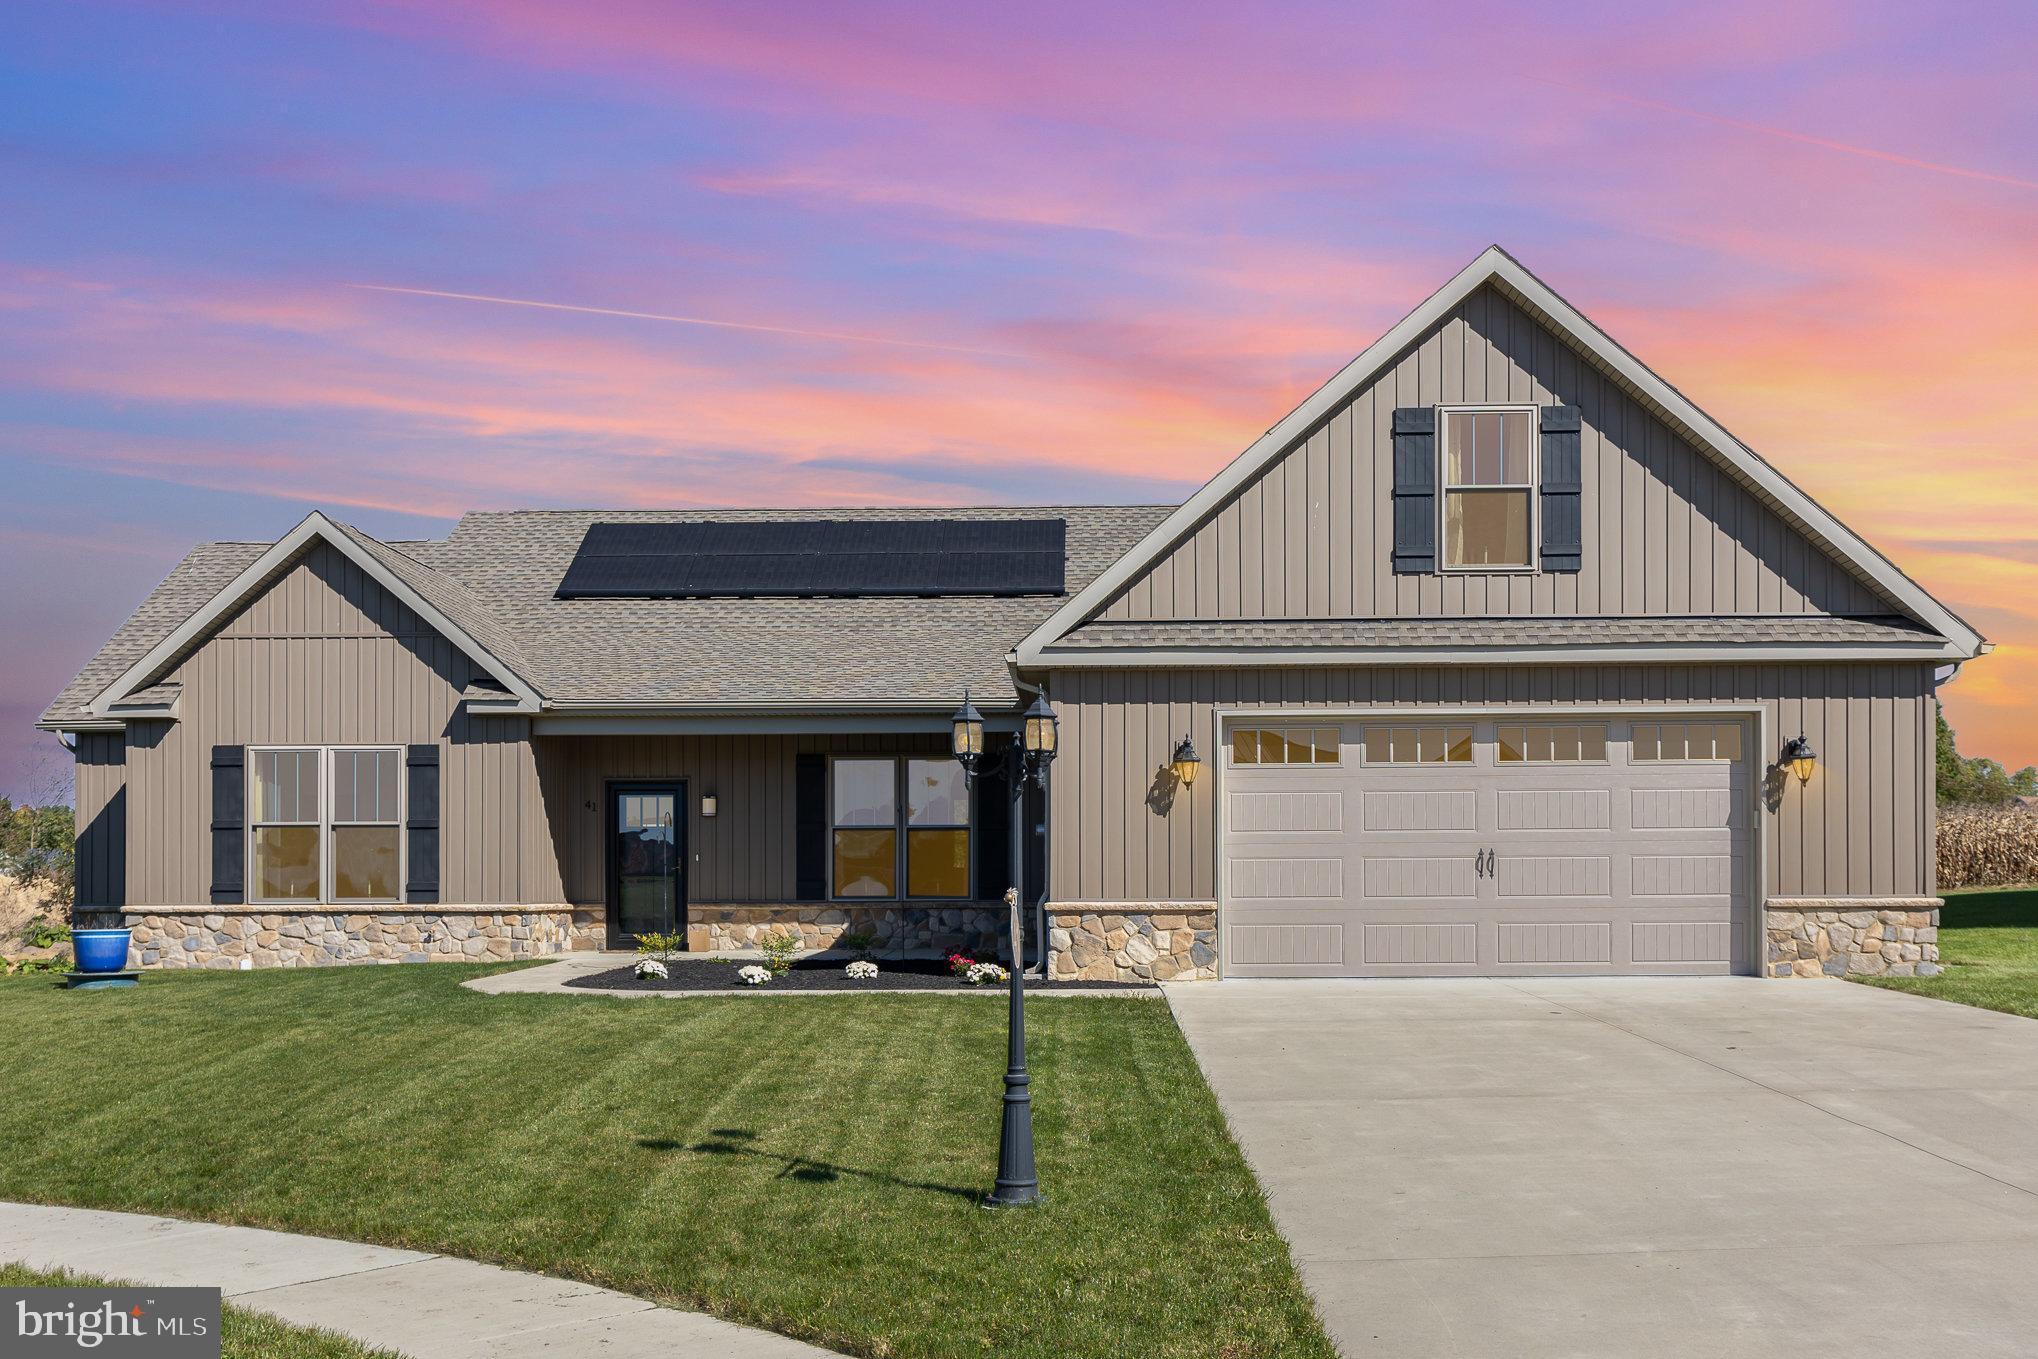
left=1474, top=849, right=1490, bottom=877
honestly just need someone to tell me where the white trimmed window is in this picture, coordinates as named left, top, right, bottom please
left=1363, top=725, right=1473, bottom=765
left=1632, top=722, right=1744, bottom=762
left=1441, top=407, right=1536, bottom=569
left=250, top=747, right=403, bottom=905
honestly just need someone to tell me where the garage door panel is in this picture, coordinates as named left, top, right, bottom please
left=1222, top=717, right=1751, bottom=978
left=1497, top=921, right=1611, bottom=964
left=1229, top=856, right=1345, bottom=901
left=1497, top=855, right=1612, bottom=898
left=1630, top=853, right=1734, bottom=897
left=1362, top=789, right=1477, bottom=832
left=1496, top=788, right=1610, bottom=831
left=1363, top=922, right=1478, bottom=965
left=1631, top=786, right=1739, bottom=830
left=1363, top=856, right=1479, bottom=898
left=1230, top=923, right=1345, bottom=967
left=1229, top=789, right=1344, bottom=833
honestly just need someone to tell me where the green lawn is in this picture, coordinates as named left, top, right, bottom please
left=0, top=1263, right=404, bottom=1358
left=1861, top=886, right=2038, bottom=1018
left=0, top=967, right=1331, bottom=1359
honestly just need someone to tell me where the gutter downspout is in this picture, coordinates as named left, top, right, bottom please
left=1008, top=658, right=1052, bottom=980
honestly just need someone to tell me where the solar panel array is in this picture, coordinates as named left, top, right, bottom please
left=555, top=519, right=1068, bottom=598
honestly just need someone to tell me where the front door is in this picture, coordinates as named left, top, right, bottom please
left=607, top=782, right=686, bottom=949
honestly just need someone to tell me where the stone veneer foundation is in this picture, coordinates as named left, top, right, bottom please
left=1047, top=905, right=1219, bottom=982
left=682, top=904, right=1006, bottom=958
left=1765, top=898, right=1942, bottom=979
left=76, top=907, right=576, bottom=969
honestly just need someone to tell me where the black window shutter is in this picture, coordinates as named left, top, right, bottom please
left=1390, top=406, right=1437, bottom=573
left=974, top=758, right=1011, bottom=903
left=209, top=745, right=245, bottom=904
left=794, top=753, right=827, bottom=901
left=1539, top=405, right=1583, bottom=572
left=405, top=744, right=440, bottom=904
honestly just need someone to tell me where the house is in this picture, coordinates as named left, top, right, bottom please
left=40, top=247, right=1986, bottom=981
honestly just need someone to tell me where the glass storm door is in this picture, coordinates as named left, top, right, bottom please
left=609, top=784, right=685, bottom=946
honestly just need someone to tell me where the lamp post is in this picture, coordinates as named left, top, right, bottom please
left=952, top=689, right=1056, bottom=1208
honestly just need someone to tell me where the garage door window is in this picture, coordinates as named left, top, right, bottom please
left=1363, top=725, right=1473, bottom=764
left=1497, top=723, right=1608, bottom=763
left=1633, top=722, right=1743, bottom=762
left=1231, top=726, right=1339, bottom=765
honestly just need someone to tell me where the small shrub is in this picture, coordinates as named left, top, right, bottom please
left=737, top=964, right=772, bottom=986
left=844, top=959, right=879, bottom=980
left=964, top=962, right=1009, bottom=986
left=23, top=915, right=71, bottom=950
left=757, top=930, right=800, bottom=977
left=1938, top=804, right=2038, bottom=889
left=634, top=958, right=669, bottom=980
left=837, top=928, right=878, bottom=960
left=634, top=931, right=682, bottom=963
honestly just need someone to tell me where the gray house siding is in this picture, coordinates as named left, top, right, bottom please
left=1097, top=284, right=1892, bottom=623
left=535, top=731, right=954, bottom=906
left=1045, top=662, right=1936, bottom=905
left=72, top=731, right=126, bottom=909
left=114, top=542, right=557, bottom=909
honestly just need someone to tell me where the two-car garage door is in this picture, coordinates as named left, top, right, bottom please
left=1222, top=716, right=1753, bottom=976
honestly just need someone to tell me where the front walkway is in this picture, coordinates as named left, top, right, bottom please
left=0, top=1202, right=829, bottom=1358
left=1168, top=977, right=2038, bottom=1359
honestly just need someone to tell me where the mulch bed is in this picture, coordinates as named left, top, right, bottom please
left=565, top=956, right=1155, bottom=993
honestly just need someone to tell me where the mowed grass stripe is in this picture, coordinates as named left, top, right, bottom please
left=0, top=967, right=1331, bottom=1359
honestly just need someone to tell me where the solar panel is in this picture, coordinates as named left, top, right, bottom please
left=556, top=519, right=1068, bottom=598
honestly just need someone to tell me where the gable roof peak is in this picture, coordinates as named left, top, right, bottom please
left=1014, top=248, right=1983, bottom=663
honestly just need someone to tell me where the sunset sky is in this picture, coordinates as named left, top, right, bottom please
left=3, top=1, right=2035, bottom=800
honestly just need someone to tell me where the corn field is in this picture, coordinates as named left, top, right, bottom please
left=1938, top=804, right=2038, bottom=889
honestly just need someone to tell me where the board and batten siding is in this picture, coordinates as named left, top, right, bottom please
left=537, top=732, right=952, bottom=905
left=116, top=542, right=560, bottom=908
left=72, top=731, right=126, bottom=909
left=1046, top=663, right=1935, bottom=905
left=1098, top=284, right=1891, bottom=622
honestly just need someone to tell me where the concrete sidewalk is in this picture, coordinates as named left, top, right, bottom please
left=0, top=1202, right=830, bottom=1357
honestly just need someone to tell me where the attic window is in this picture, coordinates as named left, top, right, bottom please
left=1441, top=407, right=1535, bottom=570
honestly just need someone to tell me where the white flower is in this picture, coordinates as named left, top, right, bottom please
left=845, top=960, right=879, bottom=979
left=634, top=958, right=669, bottom=980
left=966, top=962, right=1009, bottom=985
left=737, top=964, right=772, bottom=986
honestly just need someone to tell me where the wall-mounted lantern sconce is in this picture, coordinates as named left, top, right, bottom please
left=700, top=793, right=718, bottom=818
left=1170, top=735, right=1202, bottom=787
left=951, top=691, right=987, bottom=776
left=1780, top=735, right=1817, bottom=786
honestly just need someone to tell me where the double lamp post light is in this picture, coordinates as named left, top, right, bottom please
left=950, top=690, right=1056, bottom=1208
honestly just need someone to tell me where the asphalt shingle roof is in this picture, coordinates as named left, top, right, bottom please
left=40, top=506, right=1173, bottom=724
left=39, top=505, right=1951, bottom=728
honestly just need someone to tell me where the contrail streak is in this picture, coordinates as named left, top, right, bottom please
left=1528, top=76, right=2038, bottom=191
left=346, top=283, right=1028, bottom=358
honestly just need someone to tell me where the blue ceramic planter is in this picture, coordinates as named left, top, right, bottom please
left=73, top=928, right=133, bottom=974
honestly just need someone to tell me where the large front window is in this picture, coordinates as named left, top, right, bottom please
left=832, top=756, right=972, bottom=900
left=1441, top=407, right=1535, bottom=569
left=250, top=746, right=403, bottom=904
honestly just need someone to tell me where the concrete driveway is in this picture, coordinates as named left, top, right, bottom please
left=1167, top=978, right=2038, bottom=1358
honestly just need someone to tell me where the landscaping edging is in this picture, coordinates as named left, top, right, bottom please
left=568, top=957, right=1156, bottom=993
